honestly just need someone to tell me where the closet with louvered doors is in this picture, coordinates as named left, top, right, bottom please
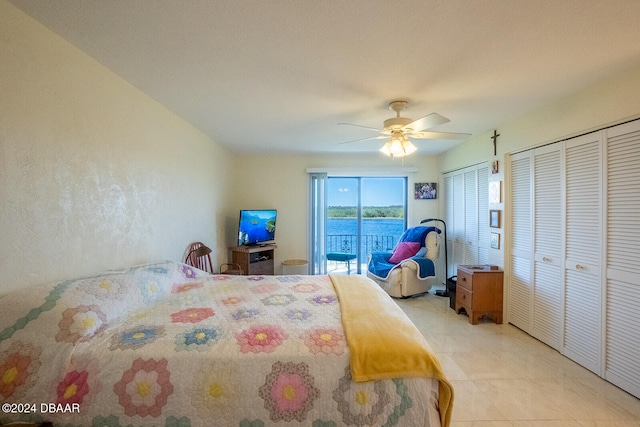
left=507, top=143, right=565, bottom=350
left=442, top=163, right=490, bottom=278
left=508, top=119, right=640, bottom=399
left=448, top=172, right=465, bottom=276
left=532, top=143, right=564, bottom=351
left=604, top=121, right=640, bottom=398
left=509, top=134, right=603, bottom=371
left=563, top=132, right=603, bottom=374
left=507, top=151, right=533, bottom=332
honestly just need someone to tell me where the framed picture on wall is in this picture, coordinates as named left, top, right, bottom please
left=490, top=210, right=501, bottom=228
left=490, top=232, right=500, bottom=249
left=489, top=181, right=502, bottom=203
left=492, top=160, right=499, bottom=174
left=415, top=182, right=437, bottom=199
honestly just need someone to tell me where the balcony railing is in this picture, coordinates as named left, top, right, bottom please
left=326, top=234, right=399, bottom=257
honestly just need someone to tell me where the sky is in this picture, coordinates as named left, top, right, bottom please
left=327, top=177, right=405, bottom=206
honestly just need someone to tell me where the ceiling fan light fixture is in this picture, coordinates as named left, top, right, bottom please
left=380, top=135, right=417, bottom=158
left=389, top=136, right=405, bottom=155
left=379, top=141, right=392, bottom=156
left=402, top=139, right=417, bottom=155
left=340, top=100, right=467, bottom=155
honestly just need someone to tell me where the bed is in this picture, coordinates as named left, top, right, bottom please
left=0, top=261, right=452, bottom=426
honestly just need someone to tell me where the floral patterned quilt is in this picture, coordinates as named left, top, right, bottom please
left=0, top=261, right=443, bottom=426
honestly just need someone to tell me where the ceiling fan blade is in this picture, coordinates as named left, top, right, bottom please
left=338, top=122, right=385, bottom=133
left=410, top=131, right=471, bottom=140
left=338, top=135, right=387, bottom=145
left=403, top=113, right=450, bottom=133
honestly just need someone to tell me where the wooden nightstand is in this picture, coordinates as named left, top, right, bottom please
left=456, top=265, right=504, bottom=325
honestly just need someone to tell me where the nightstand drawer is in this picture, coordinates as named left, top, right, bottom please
left=456, top=286, right=472, bottom=311
left=457, top=269, right=474, bottom=291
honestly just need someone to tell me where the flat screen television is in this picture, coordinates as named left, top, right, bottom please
left=237, top=209, right=277, bottom=246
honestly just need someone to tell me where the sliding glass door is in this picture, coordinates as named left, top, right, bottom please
left=320, top=176, right=407, bottom=274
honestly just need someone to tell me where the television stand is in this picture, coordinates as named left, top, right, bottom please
left=230, top=244, right=276, bottom=275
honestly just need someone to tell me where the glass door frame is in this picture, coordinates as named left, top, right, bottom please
left=324, top=175, right=408, bottom=275
left=307, top=167, right=416, bottom=276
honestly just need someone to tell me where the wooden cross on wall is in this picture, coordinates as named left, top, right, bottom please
left=491, top=129, right=500, bottom=156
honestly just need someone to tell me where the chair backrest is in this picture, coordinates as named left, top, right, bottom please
left=397, top=226, right=441, bottom=260
left=424, top=230, right=440, bottom=260
left=185, top=241, right=213, bottom=273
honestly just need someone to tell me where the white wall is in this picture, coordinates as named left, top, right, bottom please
left=230, top=153, right=442, bottom=273
left=0, top=0, right=233, bottom=293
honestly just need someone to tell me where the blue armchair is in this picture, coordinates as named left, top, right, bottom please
left=367, top=225, right=441, bottom=298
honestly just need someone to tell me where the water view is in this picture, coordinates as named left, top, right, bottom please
left=326, top=217, right=405, bottom=256
left=327, top=218, right=404, bottom=240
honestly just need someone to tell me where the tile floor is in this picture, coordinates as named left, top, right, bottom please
left=394, top=287, right=640, bottom=427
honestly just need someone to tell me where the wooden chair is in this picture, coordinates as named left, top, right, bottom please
left=185, top=241, right=213, bottom=273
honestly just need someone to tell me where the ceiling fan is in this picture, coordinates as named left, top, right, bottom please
left=339, top=100, right=470, bottom=157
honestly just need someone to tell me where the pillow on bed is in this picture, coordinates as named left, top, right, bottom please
left=389, top=241, right=421, bottom=264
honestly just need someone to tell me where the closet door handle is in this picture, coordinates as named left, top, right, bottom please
left=576, top=264, right=586, bottom=271
left=543, top=257, right=551, bottom=262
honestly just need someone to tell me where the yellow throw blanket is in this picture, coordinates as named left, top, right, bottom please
left=330, top=274, right=454, bottom=427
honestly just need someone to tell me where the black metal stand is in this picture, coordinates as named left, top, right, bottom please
left=420, top=218, right=449, bottom=297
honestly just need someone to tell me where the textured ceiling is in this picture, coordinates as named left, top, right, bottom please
left=9, top=0, right=640, bottom=154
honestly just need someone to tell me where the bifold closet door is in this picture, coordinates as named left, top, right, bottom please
left=451, top=172, right=465, bottom=271
left=508, top=151, right=533, bottom=332
left=463, top=167, right=479, bottom=265
left=563, top=132, right=603, bottom=374
left=532, top=143, right=564, bottom=350
left=443, top=174, right=456, bottom=278
left=477, top=166, right=490, bottom=265
left=443, top=164, right=491, bottom=276
left=605, top=120, right=640, bottom=398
